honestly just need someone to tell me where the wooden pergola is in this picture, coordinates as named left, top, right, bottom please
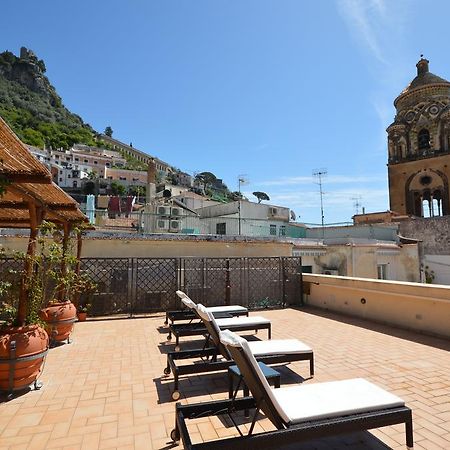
left=0, top=116, right=89, bottom=325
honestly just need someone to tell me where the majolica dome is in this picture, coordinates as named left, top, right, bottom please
left=394, top=58, right=450, bottom=110
left=402, top=58, right=450, bottom=93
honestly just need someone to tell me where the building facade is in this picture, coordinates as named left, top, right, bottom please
left=387, top=58, right=450, bottom=217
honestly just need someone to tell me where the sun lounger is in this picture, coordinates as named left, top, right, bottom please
left=164, top=290, right=248, bottom=325
left=170, top=329, right=414, bottom=449
left=167, top=296, right=271, bottom=351
left=164, top=290, right=249, bottom=325
left=163, top=304, right=313, bottom=401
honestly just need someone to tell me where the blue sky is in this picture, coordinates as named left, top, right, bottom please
left=2, top=0, right=450, bottom=224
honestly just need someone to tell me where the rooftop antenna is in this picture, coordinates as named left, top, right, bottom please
left=237, top=174, right=249, bottom=235
left=313, top=169, right=327, bottom=231
left=237, top=174, right=249, bottom=195
left=351, top=195, right=363, bottom=216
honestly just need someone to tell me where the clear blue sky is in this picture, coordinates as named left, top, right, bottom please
left=2, top=0, right=450, bottom=224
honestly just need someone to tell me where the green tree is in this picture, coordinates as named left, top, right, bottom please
left=83, top=181, right=96, bottom=195
left=110, top=181, right=126, bottom=196
left=110, top=181, right=120, bottom=195
left=195, top=172, right=217, bottom=192
left=253, top=191, right=270, bottom=203
left=104, top=126, right=113, bottom=137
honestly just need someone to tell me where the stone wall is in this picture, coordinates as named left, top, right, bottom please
left=399, top=216, right=450, bottom=254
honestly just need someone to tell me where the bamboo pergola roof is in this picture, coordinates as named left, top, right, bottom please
left=0, top=115, right=88, bottom=228
left=0, top=116, right=52, bottom=183
left=0, top=183, right=87, bottom=227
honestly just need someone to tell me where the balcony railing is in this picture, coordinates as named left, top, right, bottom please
left=80, top=208, right=304, bottom=238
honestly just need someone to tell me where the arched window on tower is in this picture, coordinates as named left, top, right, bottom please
left=418, top=129, right=431, bottom=150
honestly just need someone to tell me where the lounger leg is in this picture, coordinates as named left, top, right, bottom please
left=406, top=412, right=414, bottom=448
left=310, top=354, right=314, bottom=377
left=163, top=357, right=171, bottom=376
left=268, top=326, right=271, bottom=339
left=244, top=384, right=250, bottom=418
left=171, top=372, right=181, bottom=401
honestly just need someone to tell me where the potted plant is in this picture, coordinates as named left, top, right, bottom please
left=36, top=222, right=92, bottom=344
left=76, top=304, right=89, bottom=322
left=0, top=251, right=49, bottom=397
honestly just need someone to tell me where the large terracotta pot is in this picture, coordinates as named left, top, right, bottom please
left=39, top=301, right=77, bottom=343
left=0, top=325, right=49, bottom=392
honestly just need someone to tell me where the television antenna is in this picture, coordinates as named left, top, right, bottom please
left=237, top=175, right=249, bottom=235
left=313, top=169, right=327, bottom=228
left=237, top=174, right=249, bottom=195
left=351, top=195, right=363, bottom=215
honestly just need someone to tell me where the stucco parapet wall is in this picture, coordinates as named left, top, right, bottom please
left=303, top=273, right=450, bottom=302
left=0, top=228, right=295, bottom=245
left=302, top=273, right=450, bottom=339
left=322, top=238, right=400, bottom=246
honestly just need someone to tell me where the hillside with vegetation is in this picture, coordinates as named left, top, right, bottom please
left=0, top=48, right=96, bottom=149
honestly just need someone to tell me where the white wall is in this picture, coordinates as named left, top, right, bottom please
left=423, top=255, right=450, bottom=285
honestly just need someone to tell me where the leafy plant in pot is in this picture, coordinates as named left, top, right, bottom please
left=0, top=250, right=49, bottom=398
left=36, top=222, right=92, bottom=345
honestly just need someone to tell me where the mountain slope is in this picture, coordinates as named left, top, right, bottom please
left=0, top=48, right=95, bottom=149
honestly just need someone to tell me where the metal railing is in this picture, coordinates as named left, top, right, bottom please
left=81, top=208, right=302, bottom=238
left=0, top=257, right=303, bottom=317
left=79, top=256, right=302, bottom=316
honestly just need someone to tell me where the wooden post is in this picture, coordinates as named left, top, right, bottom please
left=73, top=228, right=83, bottom=308
left=58, top=222, right=71, bottom=301
left=76, top=228, right=82, bottom=275
left=17, top=201, right=39, bottom=326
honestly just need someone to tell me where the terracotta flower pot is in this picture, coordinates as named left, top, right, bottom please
left=39, top=301, right=77, bottom=343
left=77, top=312, right=87, bottom=322
left=0, top=325, right=49, bottom=392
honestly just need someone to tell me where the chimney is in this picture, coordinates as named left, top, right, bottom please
left=146, top=159, right=157, bottom=203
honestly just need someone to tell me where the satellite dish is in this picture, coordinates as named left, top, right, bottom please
left=163, top=189, right=171, bottom=198
left=290, top=210, right=297, bottom=221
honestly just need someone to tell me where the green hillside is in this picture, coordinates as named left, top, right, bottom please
left=0, top=48, right=95, bottom=149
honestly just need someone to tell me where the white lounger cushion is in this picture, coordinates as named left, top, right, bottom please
left=248, top=339, right=311, bottom=355
left=273, top=378, right=405, bottom=425
left=206, top=305, right=247, bottom=313
left=215, top=316, right=271, bottom=327
left=219, top=330, right=404, bottom=426
left=180, top=297, right=197, bottom=309
left=177, top=291, right=247, bottom=313
left=197, top=304, right=270, bottom=328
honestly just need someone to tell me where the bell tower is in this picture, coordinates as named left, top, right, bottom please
left=387, top=57, right=450, bottom=217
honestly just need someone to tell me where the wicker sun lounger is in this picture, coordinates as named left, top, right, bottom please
left=170, top=329, right=414, bottom=449
left=164, top=290, right=249, bottom=325
left=163, top=304, right=313, bottom=401
left=166, top=296, right=271, bottom=351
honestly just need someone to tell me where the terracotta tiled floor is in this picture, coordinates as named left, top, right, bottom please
left=1, top=307, right=449, bottom=449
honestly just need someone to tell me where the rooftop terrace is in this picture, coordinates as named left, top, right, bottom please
left=0, top=307, right=449, bottom=449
